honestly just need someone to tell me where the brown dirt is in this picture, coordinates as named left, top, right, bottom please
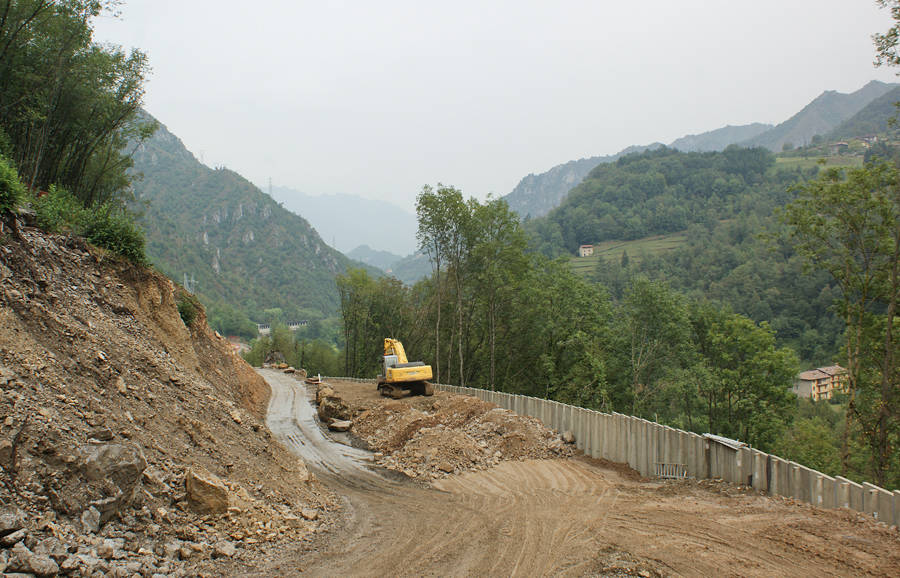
left=260, top=378, right=900, bottom=577
left=0, top=226, right=336, bottom=575
left=323, top=378, right=573, bottom=479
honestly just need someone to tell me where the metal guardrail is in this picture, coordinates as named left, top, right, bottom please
left=655, top=463, right=689, bottom=479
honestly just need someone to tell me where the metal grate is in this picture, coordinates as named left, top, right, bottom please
left=655, top=463, right=688, bottom=479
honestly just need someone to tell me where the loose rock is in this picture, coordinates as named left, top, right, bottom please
left=185, top=468, right=230, bottom=514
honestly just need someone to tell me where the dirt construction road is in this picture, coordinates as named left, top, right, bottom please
left=260, top=371, right=899, bottom=577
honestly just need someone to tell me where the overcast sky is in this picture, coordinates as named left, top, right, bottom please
left=93, top=1, right=899, bottom=207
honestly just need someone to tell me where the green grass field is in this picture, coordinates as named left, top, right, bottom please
left=773, top=156, right=863, bottom=170
left=569, top=231, right=689, bottom=276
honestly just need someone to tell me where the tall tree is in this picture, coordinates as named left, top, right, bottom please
left=469, top=196, right=528, bottom=390
left=0, top=0, right=154, bottom=205
left=782, top=163, right=900, bottom=485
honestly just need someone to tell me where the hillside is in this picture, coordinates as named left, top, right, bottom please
left=669, top=123, right=773, bottom=152
left=503, top=144, right=662, bottom=219
left=386, top=251, right=432, bottom=284
left=528, top=146, right=790, bottom=253
left=0, top=226, right=334, bottom=575
left=526, top=146, right=844, bottom=362
left=271, top=186, right=419, bottom=256
left=131, top=115, right=373, bottom=324
left=827, top=85, right=900, bottom=140
left=739, top=80, right=898, bottom=150
left=346, top=244, right=403, bottom=271
left=504, top=81, right=894, bottom=222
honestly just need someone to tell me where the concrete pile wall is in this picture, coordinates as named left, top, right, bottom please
left=434, top=384, right=900, bottom=527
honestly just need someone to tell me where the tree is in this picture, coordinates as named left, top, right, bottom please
left=416, top=184, right=449, bottom=383
left=617, top=277, right=692, bottom=415
left=782, top=162, right=900, bottom=485
left=0, top=1, right=155, bottom=206
left=875, top=0, right=900, bottom=68
left=693, top=308, right=797, bottom=449
left=469, top=196, right=528, bottom=390
left=416, top=184, right=470, bottom=385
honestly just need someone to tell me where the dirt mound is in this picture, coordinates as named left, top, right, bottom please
left=0, top=227, right=335, bottom=576
left=325, top=380, right=572, bottom=479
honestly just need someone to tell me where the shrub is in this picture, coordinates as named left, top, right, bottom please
left=82, top=203, right=148, bottom=265
left=33, top=185, right=84, bottom=232
left=32, top=186, right=148, bottom=265
left=0, top=155, right=25, bottom=216
left=176, top=293, right=200, bottom=328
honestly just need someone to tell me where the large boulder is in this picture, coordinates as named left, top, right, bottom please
left=54, top=442, right=149, bottom=525
left=83, top=443, right=147, bottom=491
left=185, top=468, right=230, bottom=514
left=317, top=395, right=351, bottom=422
left=0, top=506, right=26, bottom=537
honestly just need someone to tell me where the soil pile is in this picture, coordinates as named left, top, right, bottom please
left=319, top=380, right=573, bottom=480
left=0, top=227, right=335, bottom=576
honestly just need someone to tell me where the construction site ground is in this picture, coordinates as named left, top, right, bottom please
left=255, top=375, right=900, bottom=577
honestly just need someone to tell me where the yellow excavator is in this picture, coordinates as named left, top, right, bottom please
left=376, top=338, right=435, bottom=398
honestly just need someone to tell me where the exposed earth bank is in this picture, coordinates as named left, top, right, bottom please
left=259, top=377, right=900, bottom=577
left=0, top=227, right=335, bottom=576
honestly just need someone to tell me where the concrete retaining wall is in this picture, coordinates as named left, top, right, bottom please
left=431, top=383, right=898, bottom=527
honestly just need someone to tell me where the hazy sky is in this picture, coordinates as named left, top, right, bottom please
left=93, top=1, right=899, bottom=207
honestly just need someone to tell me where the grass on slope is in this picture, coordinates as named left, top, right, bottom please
left=773, top=155, right=863, bottom=170
left=569, top=232, right=688, bottom=276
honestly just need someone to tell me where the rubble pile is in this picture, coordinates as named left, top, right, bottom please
left=0, top=227, right=336, bottom=575
left=325, top=382, right=573, bottom=480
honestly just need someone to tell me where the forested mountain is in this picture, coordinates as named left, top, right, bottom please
left=669, top=123, right=773, bottom=152
left=526, top=146, right=842, bottom=363
left=131, top=115, right=373, bottom=331
left=827, top=85, right=900, bottom=140
left=504, top=81, right=894, bottom=221
left=503, top=144, right=662, bottom=219
left=271, top=186, right=418, bottom=256
left=528, top=146, right=794, bottom=252
left=738, top=80, right=898, bottom=150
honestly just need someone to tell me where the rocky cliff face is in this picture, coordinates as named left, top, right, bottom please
left=503, top=143, right=662, bottom=219
left=132, top=115, right=371, bottom=320
left=0, top=226, right=334, bottom=575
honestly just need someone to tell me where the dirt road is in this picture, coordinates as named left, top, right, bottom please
left=259, top=372, right=899, bottom=577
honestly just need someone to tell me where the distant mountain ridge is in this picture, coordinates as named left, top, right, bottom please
left=131, top=114, right=373, bottom=320
left=738, top=80, right=898, bottom=150
left=827, top=85, right=900, bottom=140
left=503, top=143, right=663, bottom=219
left=503, top=80, right=898, bottom=220
left=669, top=123, right=773, bottom=152
left=346, top=245, right=404, bottom=271
left=270, top=186, right=418, bottom=256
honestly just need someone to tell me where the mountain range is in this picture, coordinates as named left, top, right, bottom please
left=503, top=80, right=899, bottom=219
left=131, top=114, right=373, bottom=323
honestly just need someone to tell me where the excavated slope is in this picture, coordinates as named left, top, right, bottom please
left=0, top=226, right=335, bottom=576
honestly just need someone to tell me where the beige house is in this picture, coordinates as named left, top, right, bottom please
left=578, top=244, right=594, bottom=257
left=793, top=365, right=848, bottom=401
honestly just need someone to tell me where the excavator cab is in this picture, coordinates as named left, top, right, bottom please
left=376, top=338, right=434, bottom=398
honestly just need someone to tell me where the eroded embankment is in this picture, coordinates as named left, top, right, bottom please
left=0, top=227, right=334, bottom=576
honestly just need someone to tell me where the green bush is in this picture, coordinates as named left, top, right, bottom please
left=32, top=186, right=148, bottom=265
left=176, top=293, right=200, bottom=328
left=0, top=155, right=25, bottom=215
left=82, top=203, right=147, bottom=265
left=33, top=185, right=84, bottom=232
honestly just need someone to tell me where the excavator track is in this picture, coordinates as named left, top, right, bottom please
left=377, top=378, right=434, bottom=398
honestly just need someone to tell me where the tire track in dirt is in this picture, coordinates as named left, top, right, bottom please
left=258, top=371, right=899, bottom=577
